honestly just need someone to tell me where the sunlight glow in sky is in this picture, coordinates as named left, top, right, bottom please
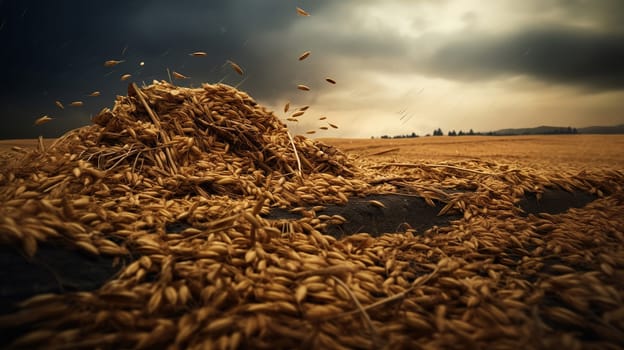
left=0, top=0, right=622, bottom=138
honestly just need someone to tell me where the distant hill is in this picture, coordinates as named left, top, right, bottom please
left=577, top=124, right=624, bottom=134
left=491, top=125, right=624, bottom=135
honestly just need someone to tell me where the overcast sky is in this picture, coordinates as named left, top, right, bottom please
left=1, top=0, right=623, bottom=139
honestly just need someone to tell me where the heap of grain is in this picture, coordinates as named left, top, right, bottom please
left=1, top=81, right=623, bottom=349
left=86, top=81, right=354, bottom=179
left=0, top=81, right=370, bottom=257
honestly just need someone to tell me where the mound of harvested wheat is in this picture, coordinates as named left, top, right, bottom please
left=0, top=81, right=368, bottom=255
left=1, top=81, right=623, bottom=349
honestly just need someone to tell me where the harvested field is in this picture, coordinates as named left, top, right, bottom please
left=1, top=82, right=623, bottom=349
left=323, top=135, right=624, bottom=171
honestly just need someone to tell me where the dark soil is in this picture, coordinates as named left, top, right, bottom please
left=266, top=194, right=462, bottom=238
left=0, top=245, right=120, bottom=314
left=518, top=189, right=597, bottom=216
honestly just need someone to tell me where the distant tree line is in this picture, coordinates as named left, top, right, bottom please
left=446, top=129, right=477, bottom=136
left=377, top=132, right=419, bottom=139
left=375, top=126, right=579, bottom=139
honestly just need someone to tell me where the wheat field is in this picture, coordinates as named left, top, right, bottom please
left=323, top=134, right=624, bottom=170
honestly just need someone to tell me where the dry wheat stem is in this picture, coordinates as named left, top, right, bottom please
left=287, top=131, right=303, bottom=179
left=331, top=276, right=380, bottom=347
left=327, top=266, right=442, bottom=320
left=131, top=83, right=177, bottom=174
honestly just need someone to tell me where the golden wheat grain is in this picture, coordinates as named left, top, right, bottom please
left=368, top=200, right=385, bottom=208
left=466, top=295, right=480, bottom=308
left=104, top=59, right=124, bottom=67
left=190, top=51, right=208, bottom=57
left=297, top=84, right=311, bottom=91
left=204, top=316, right=236, bottom=333
left=75, top=240, right=99, bottom=255
left=34, top=115, right=53, bottom=126
left=325, top=78, right=336, bottom=84
left=244, top=249, right=257, bottom=264
left=164, top=286, right=178, bottom=305
left=172, top=71, right=190, bottom=80
left=228, top=60, right=244, bottom=75
left=296, top=7, right=310, bottom=16
left=298, top=51, right=311, bottom=61
left=55, top=100, right=64, bottom=109
left=120, top=74, right=132, bottom=81
left=600, top=263, right=614, bottom=276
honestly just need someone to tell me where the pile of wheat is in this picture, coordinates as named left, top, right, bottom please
left=0, top=81, right=370, bottom=257
left=1, top=82, right=623, bottom=349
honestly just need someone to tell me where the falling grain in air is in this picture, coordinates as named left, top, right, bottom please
left=89, top=91, right=101, bottom=97
left=55, top=101, right=64, bottom=109
left=70, top=101, right=84, bottom=107
left=190, top=51, right=207, bottom=57
left=292, top=110, right=305, bottom=118
left=319, top=126, right=328, bottom=130
left=325, top=78, right=336, bottom=84
left=306, top=130, right=316, bottom=134
left=328, top=123, right=338, bottom=129
left=298, top=51, right=311, bottom=61
left=296, top=7, right=310, bottom=16
left=104, top=60, right=124, bottom=67
left=284, top=102, right=290, bottom=113
left=172, top=71, right=190, bottom=79
left=286, top=118, right=298, bottom=122
left=297, top=84, right=310, bottom=91
left=120, top=74, right=132, bottom=81
left=298, top=106, right=310, bottom=111
left=34, top=115, right=53, bottom=126
left=319, top=116, right=327, bottom=120
left=228, top=60, right=244, bottom=75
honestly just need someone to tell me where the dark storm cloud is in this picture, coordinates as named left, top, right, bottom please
left=530, top=0, right=624, bottom=32
left=2, top=0, right=624, bottom=139
left=0, top=0, right=311, bottom=138
left=0, top=0, right=404, bottom=138
left=424, top=25, right=624, bottom=90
